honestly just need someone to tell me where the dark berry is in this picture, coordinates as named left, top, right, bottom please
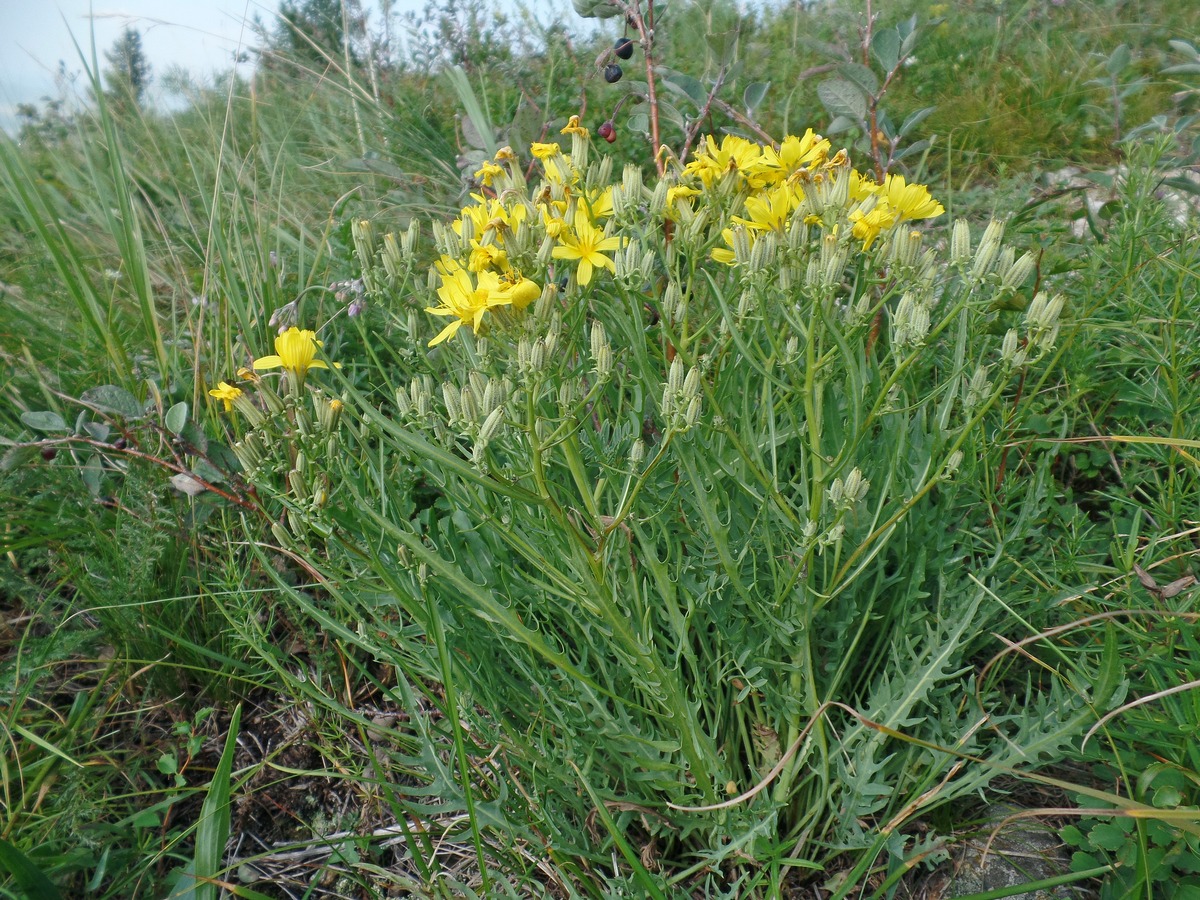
left=614, top=37, right=634, bottom=59
left=604, top=64, right=623, bottom=84
left=597, top=121, right=616, bottom=143
left=40, top=445, right=57, bottom=461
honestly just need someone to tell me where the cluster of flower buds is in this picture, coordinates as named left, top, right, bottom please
left=660, top=356, right=704, bottom=432
left=826, top=467, right=870, bottom=513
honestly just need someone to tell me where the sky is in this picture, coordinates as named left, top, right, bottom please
left=0, top=1, right=273, bottom=131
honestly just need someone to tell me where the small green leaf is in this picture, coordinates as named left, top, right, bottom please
left=661, top=71, right=708, bottom=108
left=1107, top=44, right=1131, bottom=78
left=82, top=421, right=111, bottom=442
left=818, top=78, right=868, bottom=122
left=838, top=63, right=879, bottom=98
left=743, top=81, right=770, bottom=113
left=80, top=385, right=144, bottom=419
left=165, top=401, right=189, bottom=435
left=20, top=411, right=68, bottom=433
left=131, top=809, right=161, bottom=829
left=898, top=106, right=936, bottom=139
left=1152, top=784, right=1184, bottom=808
left=872, top=28, right=901, bottom=73
left=82, top=455, right=103, bottom=497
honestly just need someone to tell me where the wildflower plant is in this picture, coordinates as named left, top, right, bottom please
left=255, top=127, right=1086, bottom=890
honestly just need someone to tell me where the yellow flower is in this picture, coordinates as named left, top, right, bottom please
left=732, top=183, right=798, bottom=233
left=848, top=168, right=878, bottom=202
left=531, top=141, right=562, bottom=160
left=551, top=214, right=623, bottom=286
left=849, top=204, right=896, bottom=250
left=425, top=259, right=514, bottom=346
left=494, top=146, right=517, bottom=161
left=208, top=381, right=243, bottom=412
left=541, top=206, right=570, bottom=239
left=879, top=174, right=945, bottom=221
left=580, top=185, right=614, bottom=223
left=253, top=327, right=333, bottom=375
left=474, top=160, right=504, bottom=186
left=683, top=134, right=762, bottom=187
left=560, top=115, right=588, bottom=137
left=496, top=270, right=541, bottom=311
left=468, top=239, right=508, bottom=273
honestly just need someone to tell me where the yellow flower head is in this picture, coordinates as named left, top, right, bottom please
left=580, top=185, right=614, bottom=223
left=253, top=327, right=333, bottom=375
left=425, top=259, right=515, bottom=346
left=879, top=173, right=945, bottom=221
left=474, top=160, right=504, bottom=186
left=468, top=239, right=508, bottom=273
left=551, top=213, right=624, bottom=286
left=732, top=183, right=798, bottom=233
left=531, top=141, right=562, bottom=160
left=494, top=146, right=517, bottom=161
left=683, top=134, right=762, bottom=187
left=208, top=381, right=243, bottom=412
left=496, top=270, right=541, bottom=311
left=560, top=115, right=588, bottom=137
left=849, top=204, right=897, bottom=251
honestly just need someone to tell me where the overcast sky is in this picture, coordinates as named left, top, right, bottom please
left=0, top=1, right=270, bottom=130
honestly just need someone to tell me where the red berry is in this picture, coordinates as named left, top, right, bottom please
left=604, top=64, right=623, bottom=84
left=40, top=445, right=57, bottom=461
left=598, top=121, right=616, bottom=143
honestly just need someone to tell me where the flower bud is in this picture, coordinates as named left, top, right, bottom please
left=1000, top=328, right=1025, bottom=367
left=382, top=232, right=404, bottom=281
left=478, top=406, right=505, bottom=444
left=459, top=384, right=479, bottom=423
left=667, top=356, right=685, bottom=396
left=288, top=468, right=307, bottom=500
left=443, top=383, right=462, bottom=425
left=951, top=219, right=972, bottom=268
left=352, top=218, right=377, bottom=266
left=1001, top=250, right=1037, bottom=293
left=629, top=438, right=646, bottom=468
left=971, top=219, right=1006, bottom=282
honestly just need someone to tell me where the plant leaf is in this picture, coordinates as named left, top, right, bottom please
left=80, top=385, right=144, bottom=419
left=872, top=28, right=901, bottom=73
left=818, top=78, right=868, bottom=122
left=744, top=81, right=770, bottom=113
left=165, top=401, right=189, bottom=435
left=20, top=411, right=68, bottom=433
left=0, top=840, right=62, bottom=900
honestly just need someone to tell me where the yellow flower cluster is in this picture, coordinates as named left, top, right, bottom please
left=426, top=124, right=945, bottom=346
left=677, top=131, right=944, bottom=260
left=427, top=120, right=625, bottom=347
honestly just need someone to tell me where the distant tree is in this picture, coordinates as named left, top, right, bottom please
left=264, top=0, right=364, bottom=70
left=103, top=27, right=152, bottom=109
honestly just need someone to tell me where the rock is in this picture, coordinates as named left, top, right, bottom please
left=923, top=805, right=1086, bottom=900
